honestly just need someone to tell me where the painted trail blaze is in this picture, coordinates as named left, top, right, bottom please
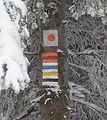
left=41, top=52, right=59, bottom=86
left=43, top=30, right=58, bottom=47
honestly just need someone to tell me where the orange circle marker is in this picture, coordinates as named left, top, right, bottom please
left=48, top=34, right=55, bottom=41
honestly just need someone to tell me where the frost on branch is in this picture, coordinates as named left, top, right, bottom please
left=69, top=0, right=107, bottom=24
left=0, top=0, right=30, bottom=93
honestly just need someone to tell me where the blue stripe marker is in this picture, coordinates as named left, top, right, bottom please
left=43, top=65, right=58, bottom=69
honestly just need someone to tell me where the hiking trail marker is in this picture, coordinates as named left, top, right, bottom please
left=43, top=30, right=58, bottom=47
left=41, top=30, right=59, bottom=87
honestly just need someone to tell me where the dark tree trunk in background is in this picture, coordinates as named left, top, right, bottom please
left=38, top=0, right=69, bottom=120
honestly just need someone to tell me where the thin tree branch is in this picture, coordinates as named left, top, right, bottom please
left=24, top=51, right=39, bottom=55
left=71, top=98, right=107, bottom=114
left=13, top=94, right=45, bottom=120
left=68, top=62, right=89, bottom=71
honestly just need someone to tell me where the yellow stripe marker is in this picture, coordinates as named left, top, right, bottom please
left=43, top=72, right=58, bottom=77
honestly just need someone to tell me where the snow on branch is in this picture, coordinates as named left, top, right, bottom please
left=71, top=97, right=107, bottom=115
left=69, top=0, right=107, bottom=24
left=0, top=0, right=30, bottom=93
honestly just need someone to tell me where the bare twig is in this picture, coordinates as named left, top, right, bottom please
left=13, top=94, right=45, bottom=120
left=24, top=51, right=39, bottom=55
left=13, top=103, right=36, bottom=120
left=68, top=49, right=102, bottom=59
left=68, top=62, right=89, bottom=71
left=71, top=98, right=107, bottom=114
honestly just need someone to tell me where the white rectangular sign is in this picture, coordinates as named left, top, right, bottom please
left=43, top=30, right=58, bottom=47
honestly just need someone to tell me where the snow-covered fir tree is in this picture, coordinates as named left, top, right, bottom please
left=0, top=0, right=30, bottom=93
